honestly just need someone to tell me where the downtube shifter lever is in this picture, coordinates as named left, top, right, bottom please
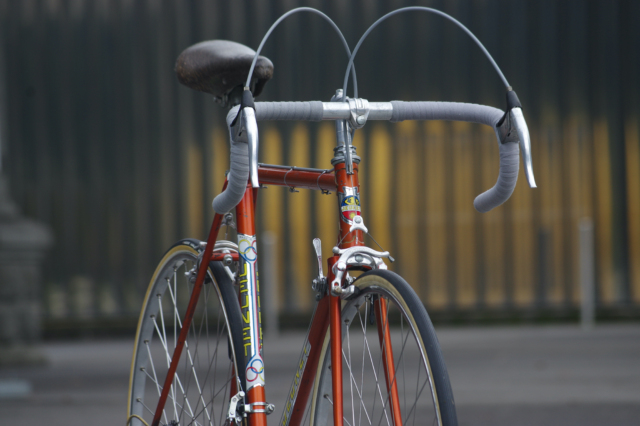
left=311, top=238, right=328, bottom=300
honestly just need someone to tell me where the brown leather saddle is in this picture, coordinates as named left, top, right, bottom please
left=175, top=40, right=273, bottom=106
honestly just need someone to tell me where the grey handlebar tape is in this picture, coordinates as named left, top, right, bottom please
left=390, top=101, right=501, bottom=127
left=211, top=108, right=251, bottom=214
left=473, top=141, right=519, bottom=213
left=219, top=101, right=519, bottom=213
left=213, top=103, right=322, bottom=214
left=390, top=101, right=519, bottom=213
left=255, top=101, right=324, bottom=121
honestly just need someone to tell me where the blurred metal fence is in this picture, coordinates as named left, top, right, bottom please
left=0, top=0, right=639, bottom=331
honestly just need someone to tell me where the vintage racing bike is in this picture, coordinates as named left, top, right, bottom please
left=126, top=6, right=537, bottom=426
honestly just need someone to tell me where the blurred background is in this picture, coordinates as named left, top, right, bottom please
left=0, top=0, right=639, bottom=337
left=1, top=1, right=640, bottom=425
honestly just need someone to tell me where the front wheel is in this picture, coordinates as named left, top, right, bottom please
left=127, top=239, right=245, bottom=426
left=310, top=270, right=458, bottom=426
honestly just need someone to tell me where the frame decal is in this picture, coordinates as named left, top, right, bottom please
left=239, top=236, right=258, bottom=262
left=339, top=186, right=361, bottom=224
left=238, top=234, right=265, bottom=389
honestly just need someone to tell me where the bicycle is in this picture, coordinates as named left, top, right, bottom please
left=126, top=6, right=536, bottom=426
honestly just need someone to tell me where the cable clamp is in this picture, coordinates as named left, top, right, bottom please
left=242, top=402, right=275, bottom=415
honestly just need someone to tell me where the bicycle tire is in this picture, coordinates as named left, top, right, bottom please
left=127, top=239, right=245, bottom=426
left=309, top=269, right=457, bottom=426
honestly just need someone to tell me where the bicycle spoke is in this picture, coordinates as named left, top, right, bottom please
left=359, top=303, right=370, bottom=426
left=158, top=295, right=168, bottom=353
left=152, top=310, right=173, bottom=367
left=368, top=299, right=393, bottom=426
left=321, top=394, right=354, bottom=426
left=191, top=286, right=231, bottom=425
left=217, top=362, right=234, bottom=426
left=375, top=309, right=412, bottom=426
left=213, top=307, right=227, bottom=425
left=144, top=341, right=169, bottom=425
left=362, top=327, right=391, bottom=426
left=173, top=270, right=177, bottom=350
left=168, top=276, right=208, bottom=422
left=183, top=276, right=231, bottom=426
left=342, top=340, right=373, bottom=425
left=138, top=399, right=158, bottom=417
left=138, top=360, right=195, bottom=426
left=184, top=292, right=212, bottom=424
left=129, top=247, right=244, bottom=426
left=171, top=280, right=211, bottom=426
left=177, top=373, right=197, bottom=423
left=165, top=269, right=212, bottom=404
left=153, top=294, right=199, bottom=422
left=145, top=341, right=163, bottom=397
left=190, top=374, right=234, bottom=424
left=402, top=379, right=429, bottom=426
left=314, top=289, right=440, bottom=426
left=186, top=332, right=220, bottom=423
left=153, top=316, right=178, bottom=418
left=302, top=398, right=312, bottom=426
left=346, top=323, right=356, bottom=426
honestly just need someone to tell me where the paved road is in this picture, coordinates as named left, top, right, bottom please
left=1, top=324, right=639, bottom=426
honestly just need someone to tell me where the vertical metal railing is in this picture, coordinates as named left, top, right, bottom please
left=0, top=0, right=638, bottom=330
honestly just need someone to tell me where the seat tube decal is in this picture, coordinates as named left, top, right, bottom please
left=238, top=233, right=265, bottom=389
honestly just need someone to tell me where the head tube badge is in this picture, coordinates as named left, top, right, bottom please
left=339, top=186, right=361, bottom=224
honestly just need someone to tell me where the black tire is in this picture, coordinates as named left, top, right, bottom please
left=127, top=239, right=245, bottom=426
left=309, top=269, right=457, bottom=426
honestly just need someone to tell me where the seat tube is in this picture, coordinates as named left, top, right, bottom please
left=236, top=184, right=267, bottom=426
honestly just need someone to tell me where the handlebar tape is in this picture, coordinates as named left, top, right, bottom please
left=254, top=101, right=324, bottom=121
left=212, top=102, right=323, bottom=213
left=211, top=108, right=251, bottom=214
left=390, top=101, right=519, bottom=213
left=473, top=141, right=519, bottom=212
left=219, top=101, right=519, bottom=213
left=389, top=101, right=501, bottom=127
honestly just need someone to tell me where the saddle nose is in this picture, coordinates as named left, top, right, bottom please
left=175, top=40, right=274, bottom=101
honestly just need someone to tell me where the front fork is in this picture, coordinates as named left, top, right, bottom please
left=327, top=256, right=344, bottom=426
left=328, top=154, right=402, bottom=424
left=375, top=297, right=403, bottom=426
left=326, top=257, right=403, bottom=426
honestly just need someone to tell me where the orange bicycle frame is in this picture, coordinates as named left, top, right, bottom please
left=152, top=161, right=402, bottom=426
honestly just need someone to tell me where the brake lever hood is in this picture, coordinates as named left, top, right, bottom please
left=241, top=107, right=260, bottom=188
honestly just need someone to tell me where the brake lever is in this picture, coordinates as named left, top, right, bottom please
left=510, top=107, right=537, bottom=188
left=241, top=107, right=260, bottom=188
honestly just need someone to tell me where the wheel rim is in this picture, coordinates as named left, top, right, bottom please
left=313, top=287, right=441, bottom=426
left=129, top=248, right=239, bottom=426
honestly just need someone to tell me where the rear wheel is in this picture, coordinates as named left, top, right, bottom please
left=127, top=239, right=244, bottom=426
left=310, top=270, right=457, bottom=426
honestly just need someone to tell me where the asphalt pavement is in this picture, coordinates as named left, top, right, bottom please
left=1, top=323, right=639, bottom=426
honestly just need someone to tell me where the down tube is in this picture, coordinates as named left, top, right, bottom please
left=281, top=296, right=331, bottom=426
left=236, top=186, right=268, bottom=426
